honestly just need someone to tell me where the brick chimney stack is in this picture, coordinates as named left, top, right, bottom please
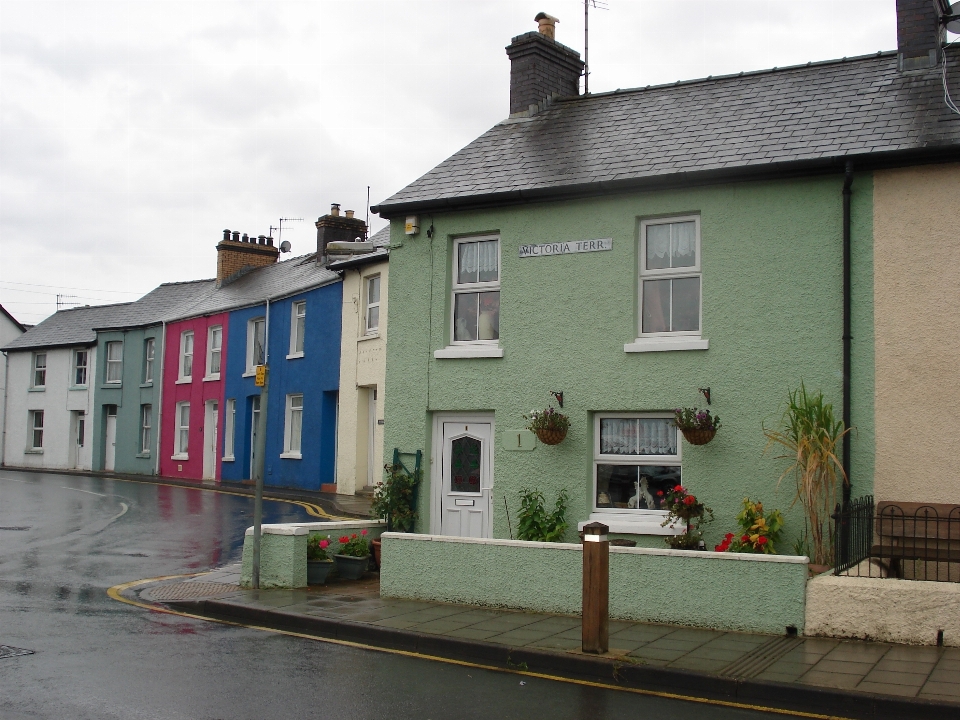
left=216, top=229, right=279, bottom=285
left=505, top=13, right=584, bottom=117
left=315, top=203, right=367, bottom=264
left=896, top=0, right=945, bottom=71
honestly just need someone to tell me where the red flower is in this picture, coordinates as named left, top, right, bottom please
left=339, top=536, right=350, bottom=543
left=683, top=496, right=696, bottom=506
left=656, top=491, right=664, bottom=497
left=673, top=485, right=684, bottom=493
left=725, top=533, right=734, bottom=540
left=741, top=535, right=750, bottom=543
left=757, top=536, right=769, bottom=545
left=361, top=529, right=368, bottom=536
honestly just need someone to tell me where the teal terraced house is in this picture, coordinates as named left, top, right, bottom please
left=372, top=5, right=960, bottom=552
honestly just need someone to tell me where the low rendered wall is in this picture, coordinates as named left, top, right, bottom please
left=379, top=533, right=808, bottom=635
left=806, top=574, right=960, bottom=646
left=240, top=520, right=386, bottom=588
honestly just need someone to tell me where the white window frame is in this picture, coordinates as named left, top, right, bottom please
left=73, top=349, right=88, bottom=387
left=281, top=393, right=303, bottom=459
left=143, top=338, right=155, bottom=384
left=29, top=410, right=44, bottom=450
left=364, top=275, right=381, bottom=336
left=32, top=353, right=46, bottom=388
left=437, top=235, right=503, bottom=359
left=205, top=325, right=222, bottom=379
left=223, top=398, right=236, bottom=461
left=246, top=317, right=266, bottom=374
left=288, top=301, right=306, bottom=358
left=178, top=331, right=194, bottom=382
left=172, top=401, right=190, bottom=459
left=105, top=341, right=123, bottom=384
left=586, top=412, right=684, bottom=535
left=626, top=215, right=708, bottom=353
left=140, top=404, right=152, bottom=455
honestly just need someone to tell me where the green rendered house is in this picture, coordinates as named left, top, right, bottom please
left=372, top=13, right=960, bottom=551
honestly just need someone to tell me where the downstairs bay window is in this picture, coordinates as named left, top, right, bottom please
left=587, top=413, right=683, bottom=534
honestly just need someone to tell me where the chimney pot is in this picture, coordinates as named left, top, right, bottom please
left=223, top=229, right=231, bottom=242
left=242, top=233, right=249, bottom=243
left=345, top=210, right=355, bottom=219
left=331, top=203, right=341, bottom=217
left=535, top=12, right=558, bottom=40
left=266, top=236, right=274, bottom=246
left=232, top=231, right=240, bottom=243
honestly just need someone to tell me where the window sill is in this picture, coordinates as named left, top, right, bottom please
left=242, top=371, right=256, bottom=378
left=286, top=352, right=304, bottom=360
left=28, top=387, right=45, bottom=392
left=624, top=337, right=709, bottom=353
left=222, top=456, right=235, bottom=462
left=25, top=448, right=44, bottom=454
left=202, top=375, right=221, bottom=382
left=102, top=382, right=122, bottom=388
left=279, top=452, right=302, bottom=460
left=171, top=453, right=189, bottom=461
left=579, top=513, right=686, bottom=536
left=136, top=452, right=151, bottom=459
left=175, top=378, right=192, bottom=385
left=434, top=346, right=504, bottom=359
left=69, top=385, right=88, bottom=391
left=359, top=332, right=380, bottom=342
left=140, top=382, right=153, bottom=388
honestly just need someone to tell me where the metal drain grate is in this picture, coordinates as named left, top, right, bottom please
left=719, top=636, right=801, bottom=679
left=142, top=581, right=241, bottom=602
left=0, top=645, right=35, bottom=659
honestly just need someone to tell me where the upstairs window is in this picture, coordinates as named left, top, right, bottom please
left=247, top=317, right=266, bottom=372
left=143, top=338, right=155, bottom=383
left=452, top=237, right=500, bottom=344
left=73, top=350, right=88, bottom=386
left=282, top=394, right=303, bottom=458
left=206, top=325, right=222, bottom=378
left=364, top=276, right=381, bottom=335
left=179, top=331, right=194, bottom=381
left=639, top=217, right=701, bottom=336
left=32, top=353, right=47, bottom=388
left=289, top=301, right=306, bottom=356
left=105, top=341, right=123, bottom=384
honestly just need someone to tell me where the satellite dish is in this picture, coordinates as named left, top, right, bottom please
left=279, top=240, right=292, bottom=253
left=948, top=2, right=960, bottom=34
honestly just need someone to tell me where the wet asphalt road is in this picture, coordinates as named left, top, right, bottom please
left=0, top=469, right=778, bottom=720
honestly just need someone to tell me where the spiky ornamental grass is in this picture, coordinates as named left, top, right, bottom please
left=763, top=383, right=850, bottom=567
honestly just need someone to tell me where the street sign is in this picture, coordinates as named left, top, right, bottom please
left=255, top=365, right=266, bottom=387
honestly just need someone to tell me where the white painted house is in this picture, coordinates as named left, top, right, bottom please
left=1, top=303, right=132, bottom=471
left=0, top=305, right=27, bottom=466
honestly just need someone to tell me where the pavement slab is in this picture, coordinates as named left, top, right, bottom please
left=155, top=567, right=959, bottom=720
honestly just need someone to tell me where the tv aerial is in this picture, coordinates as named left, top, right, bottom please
left=270, top=217, right=303, bottom=253
left=584, top=0, right=609, bottom=95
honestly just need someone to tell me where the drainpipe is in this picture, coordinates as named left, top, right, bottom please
left=155, top=322, right=167, bottom=476
left=1, top=351, right=9, bottom=466
left=841, top=161, right=853, bottom=505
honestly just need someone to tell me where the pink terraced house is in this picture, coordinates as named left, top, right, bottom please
left=159, top=314, right=229, bottom=481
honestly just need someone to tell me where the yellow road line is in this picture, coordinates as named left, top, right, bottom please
left=108, top=575, right=853, bottom=720
left=99, top=475, right=348, bottom=520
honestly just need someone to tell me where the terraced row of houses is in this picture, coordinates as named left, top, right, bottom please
left=1, top=209, right=389, bottom=496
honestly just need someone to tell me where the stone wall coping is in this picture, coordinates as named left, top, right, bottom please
left=380, top=532, right=809, bottom=564
left=245, top=519, right=386, bottom=537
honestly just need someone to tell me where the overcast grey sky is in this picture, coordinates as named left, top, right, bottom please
left=1, top=0, right=900, bottom=324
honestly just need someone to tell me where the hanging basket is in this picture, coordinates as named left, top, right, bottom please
left=534, top=427, right=568, bottom=445
left=681, top=428, right=716, bottom=445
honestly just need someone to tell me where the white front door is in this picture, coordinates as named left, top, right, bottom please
left=72, top=411, right=85, bottom=469
left=435, top=415, right=494, bottom=538
left=202, top=400, right=218, bottom=480
left=104, top=408, right=117, bottom=472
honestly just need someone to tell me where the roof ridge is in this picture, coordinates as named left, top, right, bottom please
left=557, top=50, right=898, bottom=103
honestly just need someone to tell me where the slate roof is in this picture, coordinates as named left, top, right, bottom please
left=373, top=49, right=960, bottom=217
left=2, top=302, right=136, bottom=352
left=92, top=279, right=217, bottom=331
left=327, top=226, right=391, bottom=270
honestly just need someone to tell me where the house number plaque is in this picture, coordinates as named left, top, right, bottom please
left=518, top=238, right=612, bottom=258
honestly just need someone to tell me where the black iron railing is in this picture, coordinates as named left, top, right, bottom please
left=834, top=497, right=960, bottom=582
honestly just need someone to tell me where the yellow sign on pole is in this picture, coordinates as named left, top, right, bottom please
left=255, top=365, right=266, bottom=387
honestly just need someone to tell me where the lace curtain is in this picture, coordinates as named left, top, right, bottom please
left=646, top=221, right=696, bottom=270
left=600, top=418, right=677, bottom=455
left=459, top=240, right=499, bottom=283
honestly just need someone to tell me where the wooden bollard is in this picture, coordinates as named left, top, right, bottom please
left=581, top=521, right=609, bottom=654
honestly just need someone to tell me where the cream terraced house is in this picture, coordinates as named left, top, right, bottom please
left=331, top=226, right=390, bottom=495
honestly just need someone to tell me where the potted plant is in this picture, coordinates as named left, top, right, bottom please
left=370, top=463, right=420, bottom=534
left=524, top=406, right=570, bottom=445
left=334, top=530, right=371, bottom=580
left=764, top=383, right=850, bottom=569
left=674, top=407, right=721, bottom=445
left=715, top=498, right=784, bottom=554
left=660, top=484, right=713, bottom=549
left=306, top=534, right=334, bottom=585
